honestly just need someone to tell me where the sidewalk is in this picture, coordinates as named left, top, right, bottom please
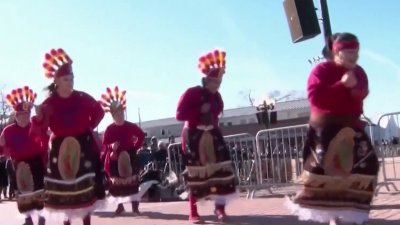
left=0, top=192, right=399, bottom=225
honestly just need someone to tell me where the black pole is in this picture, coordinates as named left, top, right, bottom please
left=257, top=100, right=274, bottom=159
left=320, top=0, right=332, bottom=45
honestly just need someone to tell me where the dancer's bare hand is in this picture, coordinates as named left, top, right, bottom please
left=341, top=71, right=357, bottom=88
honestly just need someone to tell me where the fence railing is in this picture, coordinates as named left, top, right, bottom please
left=375, top=112, right=400, bottom=193
left=165, top=112, right=400, bottom=198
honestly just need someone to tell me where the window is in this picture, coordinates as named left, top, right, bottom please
left=297, top=112, right=309, bottom=118
left=227, top=122, right=233, bottom=126
left=219, top=122, right=224, bottom=127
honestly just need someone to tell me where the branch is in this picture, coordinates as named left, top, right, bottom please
left=248, top=90, right=254, bottom=106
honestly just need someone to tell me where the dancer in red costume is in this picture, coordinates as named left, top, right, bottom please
left=0, top=86, right=48, bottom=225
left=286, top=33, right=379, bottom=225
left=31, top=48, right=106, bottom=225
left=176, top=49, right=236, bottom=223
left=100, top=86, right=154, bottom=216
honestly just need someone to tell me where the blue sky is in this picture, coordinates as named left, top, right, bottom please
left=1, top=0, right=399, bottom=131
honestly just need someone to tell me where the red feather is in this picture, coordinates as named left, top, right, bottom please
left=45, top=53, right=52, bottom=60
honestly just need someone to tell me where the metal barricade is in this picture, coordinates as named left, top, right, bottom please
left=376, top=112, right=400, bottom=193
left=166, top=133, right=259, bottom=198
left=255, top=124, right=308, bottom=195
left=166, top=142, right=185, bottom=183
left=223, top=133, right=259, bottom=198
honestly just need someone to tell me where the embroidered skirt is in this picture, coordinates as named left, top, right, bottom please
left=182, top=127, right=236, bottom=202
left=44, top=132, right=106, bottom=219
left=15, top=155, right=45, bottom=216
left=287, top=124, right=379, bottom=224
left=105, top=149, right=152, bottom=204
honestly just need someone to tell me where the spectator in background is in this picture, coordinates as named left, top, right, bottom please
left=137, top=142, right=152, bottom=170
left=150, top=136, right=158, bottom=153
left=391, top=137, right=399, bottom=145
left=168, top=135, right=176, bottom=144
left=0, top=155, right=8, bottom=199
left=153, top=141, right=168, bottom=167
left=6, top=157, right=15, bottom=200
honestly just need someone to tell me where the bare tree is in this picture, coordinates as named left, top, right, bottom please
left=268, top=90, right=282, bottom=99
left=238, top=89, right=255, bottom=106
left=268, top=89, right=306, bottom=101
left=237, top=89, right=307, bottom=107
left=0, top=89, right=13, bottom=132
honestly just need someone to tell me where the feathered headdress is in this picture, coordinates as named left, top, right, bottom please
left=42, top=48, right=73, bottom=79
left=5, top=86, right=37, bottom=112
left=100, top=86, right=127, bottom=113
left=198, top=49, right=226, bottom=78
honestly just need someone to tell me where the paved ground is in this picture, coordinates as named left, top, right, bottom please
left=0, top=191, right=399, bottom=225
left=0, top=158, right=398, bottom=224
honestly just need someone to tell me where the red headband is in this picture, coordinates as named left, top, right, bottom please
left=332, top=40, right=359, bottom=52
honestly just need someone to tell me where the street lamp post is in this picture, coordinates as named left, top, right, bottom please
left=256, top=99, right=276, bottom=129
left=256, top=99, right=276, bottom=159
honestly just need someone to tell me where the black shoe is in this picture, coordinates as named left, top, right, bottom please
left=23, top=217, right=33, bottom=225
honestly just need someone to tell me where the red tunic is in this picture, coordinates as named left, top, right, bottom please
left=102, top=121, right=145, bottom=175
left=32, top=91, right=104, bottom=137
left=102, top=121, right=145, bottom=152
left=307, top=61, right=369, bottom=117
left=31, top=91, right=104, bottom=154
left=176, top=86, right=224, bottom=128
left=1, top=123, right=48, bottom=162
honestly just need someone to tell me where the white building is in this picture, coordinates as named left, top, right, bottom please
left=140, top=99, right=310, bottom=142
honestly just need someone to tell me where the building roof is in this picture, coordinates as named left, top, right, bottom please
left=140, top=99, right=309, bottom=129
left=222, top=98, right=309, bottom=118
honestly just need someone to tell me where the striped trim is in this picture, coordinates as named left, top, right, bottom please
left=44, top=173, right=96, bottom=185
left=186, top=161, right=233, bottom=178
left=187, top=174, right=235, bottom=186
left=17, top=189, right=44, bottom=198
left=46, top=186, right=94, bottom=196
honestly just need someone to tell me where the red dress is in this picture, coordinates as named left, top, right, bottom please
left=288, top=61, right=379, bottom=224
left=31, top=91, right=106, bottom=219
left=102, top=121, right=146, bottom=204
left=1, top=122, right=48, bottom=215
left=176, top=86, right=236, bottom=201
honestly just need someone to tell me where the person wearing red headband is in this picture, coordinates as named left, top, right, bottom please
left=176, top=49, right=236, bottom=223
left=287, top=33, right=379, bottom=225
left=0, top=86, right=48, bottom=225
left=100, top=86, right=151, bottom=216
left=31, top=49, right=106, bottom=225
